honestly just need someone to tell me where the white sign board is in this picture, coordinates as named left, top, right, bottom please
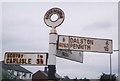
left=56, top=50, right=83, bottom=63
left=4, top=52, right=48, bottom=66
left=57, top=35, right=113, bottom=53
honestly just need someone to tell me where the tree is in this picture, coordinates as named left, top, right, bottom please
left=82, top=78, right=89, bottom=81
left=73, top=77, right=78, bottom=81
left=100, top=73, right=116, bottom=81
left=1, top=71, right=16, bottom=81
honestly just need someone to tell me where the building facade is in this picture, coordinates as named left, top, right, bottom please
left=1, top=61, right=32, bottom=81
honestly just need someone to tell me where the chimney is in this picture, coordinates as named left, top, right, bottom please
left=44, top=67, right=48, bottom=72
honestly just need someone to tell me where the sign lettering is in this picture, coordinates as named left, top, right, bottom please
left=44, top=8, right=65, bottom=27
left=57, top=35, right=113, bottom=53
left=4, top=52, right=48, bottom=66
left=56, top=50, right=83, bottom=63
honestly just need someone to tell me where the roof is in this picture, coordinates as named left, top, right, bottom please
left=1, top=61, right=32, bottom=73
left=33, top=70, right=62, bottom=79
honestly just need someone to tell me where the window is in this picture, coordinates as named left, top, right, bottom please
left=17, top=72, right=20, bottom=76
left=22, top=73, right=26, bottom=77
left=29, top=74, right=31, bottom=78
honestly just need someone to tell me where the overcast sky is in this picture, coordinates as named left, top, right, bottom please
left=1, top=1, right=118, bottom=79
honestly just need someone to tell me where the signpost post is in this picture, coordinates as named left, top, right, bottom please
left=44, top=8, right=65, bottom=81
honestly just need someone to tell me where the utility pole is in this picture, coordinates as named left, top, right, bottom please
left=110, top=53, right=112, bottom=81
left=110, top=50, right=119, bottom=81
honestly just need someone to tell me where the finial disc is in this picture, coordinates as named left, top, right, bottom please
left=44, top=8, right=65, bottom=28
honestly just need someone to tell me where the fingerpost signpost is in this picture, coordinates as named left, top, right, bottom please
left=4, top=7, right=113, bottom=81
left=44, top=7, right=113, bottom=81
left=44, top=8, right=65, bottom=81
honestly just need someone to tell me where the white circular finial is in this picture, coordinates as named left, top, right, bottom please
left=44, top=8, right=65, bottom=28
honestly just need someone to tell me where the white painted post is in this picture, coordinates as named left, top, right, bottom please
left=48, top=28, right=57, bottom=65
left=48, top=27, right=57, bottom=81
